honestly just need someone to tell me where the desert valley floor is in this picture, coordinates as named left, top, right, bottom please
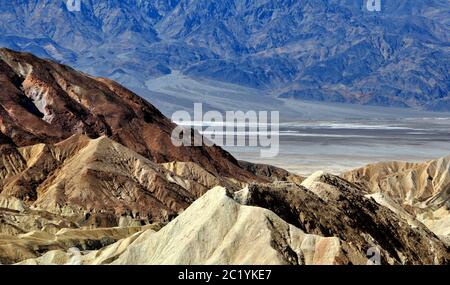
left=227, top=117, right=450, bottom=175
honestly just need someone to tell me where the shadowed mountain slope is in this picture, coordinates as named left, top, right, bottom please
left=1, top=0, right=448, bottom=111
left=0, top=48, right=257, bottom=181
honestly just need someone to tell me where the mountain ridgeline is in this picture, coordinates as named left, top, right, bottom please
left=0, top=0, right=448, bottom=111
left=0, top=49, right=449, bottom=265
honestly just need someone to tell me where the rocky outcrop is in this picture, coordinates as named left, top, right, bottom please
left=238, top=173, right=449, bottom=265
left=19, top=187, right=362, bottom=265
left=342, top=156, right=450, bottom=207
left=0, top=135, right=250, bottom=227
left=161, top=161, right=245, bottom=196
left=238, top=160, right=304, bottom=185
left=0, top=48, right=257, bottom=182
left=0, top=193, right=159, bottom=264
left=0, top=135, right=250, bottom=228
left=19, top=176, right=450, bottom=265
left=343, top=156, right=450, bottom=241
left=0, top=225, right=156, bottom=265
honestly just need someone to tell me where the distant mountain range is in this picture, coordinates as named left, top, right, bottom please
left=0, top=44, right=449, bottom=266
left=0, top=0, right=449, bottom=112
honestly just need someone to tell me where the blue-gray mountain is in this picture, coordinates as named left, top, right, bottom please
left=1, top=0, right=449, bottom=111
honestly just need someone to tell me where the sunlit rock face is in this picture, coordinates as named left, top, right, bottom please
left=0, top=48, right=257, bottom=182
left=343, top=155, right=450, bottom=244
